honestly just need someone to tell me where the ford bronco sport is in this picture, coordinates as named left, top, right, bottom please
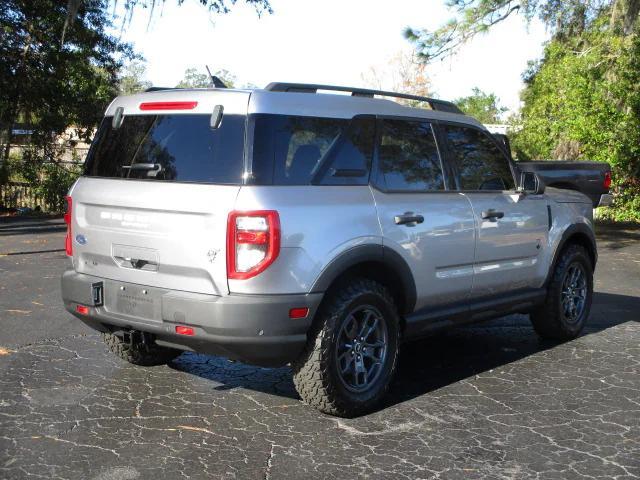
left=62, top=83, right=597, bottom=416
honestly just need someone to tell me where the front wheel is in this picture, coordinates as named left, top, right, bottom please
left=531, top=244, right=593, bottom=340
left=292, top=278, right=400, bottom=417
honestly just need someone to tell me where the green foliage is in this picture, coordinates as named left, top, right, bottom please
left=406, top=0, right=639, bottom=221
left=511, top=18, right=640, bottom=221
left=6, top=147, right=82, bottom=212
left=0, top=0, right=134, bottom=211
left=454, top=87, right=507, bottom=123
left=175, top=67, right=236, bottom=88
left=31, top=162, right=82, bottom=212
left=118, top=60, right=152, bottom=94
left=0, top=0, right=135, bottom=146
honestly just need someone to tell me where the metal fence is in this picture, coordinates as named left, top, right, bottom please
left=0, top=181, right=51, bottom=211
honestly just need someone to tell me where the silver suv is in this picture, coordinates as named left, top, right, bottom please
left=61, top=83, right=597, bottom=416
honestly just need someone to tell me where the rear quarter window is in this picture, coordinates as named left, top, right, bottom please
left=250, top=114, right=374, bottom=186
left=84, top=114, right=246, bottom=184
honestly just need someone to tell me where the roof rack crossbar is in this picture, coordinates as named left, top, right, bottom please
left=264, top=83, right=463, bottom=114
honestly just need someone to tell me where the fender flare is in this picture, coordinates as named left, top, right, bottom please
left=310, top=244, right=417, bottom=314
left=545, top=223, right=597, bottom=285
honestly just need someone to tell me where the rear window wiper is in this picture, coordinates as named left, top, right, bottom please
left=121, top=163, right=161, bottom=171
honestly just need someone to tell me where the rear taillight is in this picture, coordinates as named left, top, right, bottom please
left=64, top=195, right=72, bottom=256
left=604, top=171, right=611, bottom=191
left=227, top=210, right=280, bottom=280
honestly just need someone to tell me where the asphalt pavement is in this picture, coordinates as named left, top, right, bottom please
left=0, top=216, right=638, bottom=479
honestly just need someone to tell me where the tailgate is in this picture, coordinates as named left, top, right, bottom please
left=70, top=178, right=238, bottom=295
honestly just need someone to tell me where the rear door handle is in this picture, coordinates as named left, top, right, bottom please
left=394, top=213, right=424, bottom=225
left=481, top=209, right=504, bottom=220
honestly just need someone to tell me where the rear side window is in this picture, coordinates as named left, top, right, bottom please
left=378, top=119, right=444, bottom=191
left=84, top=114, right=245, bottom=184
left=443, top=125, right=515, bottom=191
left=250, top=114, right=374, bottom=185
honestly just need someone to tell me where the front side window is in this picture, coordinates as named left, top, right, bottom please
left=443, top=125, right=515, bottom=191
left=84, top=114, right=246, bottom=184
left=378, top=119, right=444, bottom=191
left=251, top=114, right=373, bottom=185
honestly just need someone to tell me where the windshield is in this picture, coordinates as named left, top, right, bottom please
left=84, top=114, right=246, bottom=184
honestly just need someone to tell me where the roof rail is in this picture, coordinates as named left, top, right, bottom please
left=264, top=82, right=464, bottom=115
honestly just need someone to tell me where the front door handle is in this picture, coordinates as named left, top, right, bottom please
left=481, top=209, right=504, bottom=220
left=394, top=213, right=424, bottom=225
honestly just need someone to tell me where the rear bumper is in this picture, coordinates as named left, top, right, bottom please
left=61, top=270, right=323, bottom=367
left=597, top=193, right=614, bottom=208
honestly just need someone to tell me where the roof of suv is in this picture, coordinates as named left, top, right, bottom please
left=105, top=84, right=484, bottom=129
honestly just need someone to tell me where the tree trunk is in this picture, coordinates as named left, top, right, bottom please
left=2, top=20, right=32, bottom=167
left=611, top=0, right=640, bottom=35
left=1, top=121, right=15, bottom=167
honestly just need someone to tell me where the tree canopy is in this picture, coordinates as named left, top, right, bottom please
left=175, top=67, right=237, bottom=88
left=63, top=0, right=272, bottom=38
left=1, top=0, right=134, bottom=155
left=406, top=0, right=640, bottom=221
left=454, top=88, right=507, bottom=124
left=118, top=60, right=152, bottom=94
left=511, top=17, right=640, bottom=221
left=405, top=0, right=639, bottom=62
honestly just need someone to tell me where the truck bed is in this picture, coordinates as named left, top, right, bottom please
left=517, top=160, right=611, bottom=208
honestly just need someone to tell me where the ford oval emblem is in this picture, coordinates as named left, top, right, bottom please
left=75, top=234, right=87, bottom=245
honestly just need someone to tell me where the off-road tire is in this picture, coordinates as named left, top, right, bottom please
left=102, top=332, right=182, bottom=366
left=292, top=278, right=400, bottom=417
left=531, top=244, right=593, bottom=340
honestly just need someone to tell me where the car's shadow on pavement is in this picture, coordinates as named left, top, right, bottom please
left=381, top=291, right=639, bottom=411
left=168, top=291, right=639, bottom=414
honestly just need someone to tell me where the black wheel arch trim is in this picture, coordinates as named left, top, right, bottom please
left=545, top=223, right=597, bottom=286
left=310, top=244, right=417, bottom=314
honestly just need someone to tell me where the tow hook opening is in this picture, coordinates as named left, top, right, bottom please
left=121, top=329, right=155, bottom=347
left=91, top=282, right=104, bottom=306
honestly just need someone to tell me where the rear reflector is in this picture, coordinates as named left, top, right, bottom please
left=604, top=171, right=611, bottom=190
left=76, top=305, right=89, bottom=315
left=139, top=101, right=198, bottom=111
left=175, top=325, right=195, bottom=336
left=289, top=307, right=309, bottom=319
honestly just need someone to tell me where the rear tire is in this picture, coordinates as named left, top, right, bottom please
left=292, top=278, right=400, bottom=417
left=531, top=244, right=593, bottom=340
left=102, top=332, right=182, bottom=366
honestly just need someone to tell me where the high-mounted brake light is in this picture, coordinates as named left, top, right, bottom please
left=604, top=171, right=611, bottom=190
left=64, top=195, right=72, bottom=256
left=139, top=101, right=198, bottom=111
left=227, top=211, right=280, bottom=280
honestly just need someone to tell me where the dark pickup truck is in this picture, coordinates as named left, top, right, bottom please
left=518, top=161, right=612, bottom=208
left=494, top=134, right=612, bottom=208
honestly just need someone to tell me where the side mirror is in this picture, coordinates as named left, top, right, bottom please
left=519, top=171, right=545, bottom=195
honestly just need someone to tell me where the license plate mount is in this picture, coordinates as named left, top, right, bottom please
left=107, top=283, right=159, bottom=320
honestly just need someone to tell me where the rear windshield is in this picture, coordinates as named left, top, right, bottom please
left=84, top=114, right=245, bottom=184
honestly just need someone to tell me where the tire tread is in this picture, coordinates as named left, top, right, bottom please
left=102, top=332, right=181, bottom=366
left=531, top=243, right=592, bottom=340
left=292, top=278, right=399, bottom=417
